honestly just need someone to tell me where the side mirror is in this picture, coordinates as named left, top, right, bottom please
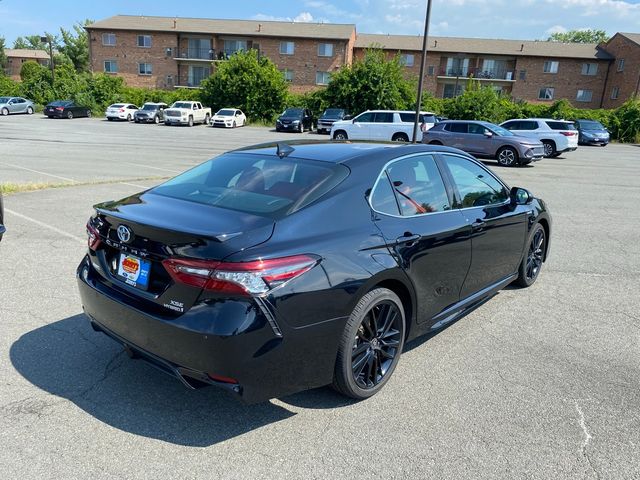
left=484, top=131, right=494, bottom=138
left=510, top=187, right=533, bottom=205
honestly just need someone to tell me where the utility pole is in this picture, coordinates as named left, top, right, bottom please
left=412, top=0, right=433, bottom=143
left=40, top=35, right=55, bottom=84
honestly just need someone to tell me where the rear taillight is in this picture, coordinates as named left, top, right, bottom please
left=560, top=131, right=576, bottom=136
left=86, top=222, right=101, bottom=251
left=55, top=107, right=64, bottom=111
left=118, top=108, right=125, bottom=112
left=162, top=255, right=318, bottom=295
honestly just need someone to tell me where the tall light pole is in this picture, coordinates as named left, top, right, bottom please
left=411, top=0, right=433, bottom=143
left=40, top=35, right=55, bottom=84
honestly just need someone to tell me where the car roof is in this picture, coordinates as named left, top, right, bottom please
left=360, top=110, right=435, bottom=115
left=231, top=140, right=473, bottom=164
left=440, top=119, right=492, bottom=125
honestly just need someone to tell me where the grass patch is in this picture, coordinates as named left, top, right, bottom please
left=0, top=176, right=169, bottom=196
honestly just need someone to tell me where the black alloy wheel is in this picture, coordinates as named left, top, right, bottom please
left=497, top=146, right=518, bottom=167
left=333, top=288, right=405, bottom=399
left=67, top=111, right=74, bottom=119
left=516, top=224, right=545, bottom=287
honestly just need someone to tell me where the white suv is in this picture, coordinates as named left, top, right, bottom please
left=331, top=110, right=437, bottom=142
left=499, top=118, right=578, bottom=157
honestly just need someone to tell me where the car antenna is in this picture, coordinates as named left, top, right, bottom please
left=276, top=143, right=295, bottom=158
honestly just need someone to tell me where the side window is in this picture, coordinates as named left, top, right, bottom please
left=467, top=123, right=486, bottom=135
left=385, top=155, right=451, bottom=216
left=522, top=121, right=539, bottom=130
left=448, top=123, right=468, bottom=133
left=354, top=112, right=374, bottom=123
left=374, top=112, right=393, bottom=123
left=442, top=155, right=509, bottom=208
left=370, top=172, right=400, bottom=216
left=502, top=121, right=519, bottom=130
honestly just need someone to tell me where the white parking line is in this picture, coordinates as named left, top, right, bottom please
left=119, top=182, right=150, bottom=189
left=4, top=208, right=85, bottom=244
left=0, top=163, right=77, bottom=183
left=121, top=162, right=181, bottom=174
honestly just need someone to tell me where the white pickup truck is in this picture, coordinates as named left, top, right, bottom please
left=164, top=101, right=211, bottom=127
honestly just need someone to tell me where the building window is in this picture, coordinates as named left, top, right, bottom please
left=427, top=65, right=435, bottom=76
left=138, top=63, right=152, bottom=75
left=103, top=60, right=118, bottom=73
left=538, top=87, right=554, bottom=100
left=318, top=43, right=334, bottom=57
left=543, top=61, right=559, bottom=73
left=611, top=86, right=619, bottom=99
left=576, top=89, right=593, bottom=102
left=401, top=54, right=414, bottom=67
left=224, top=39, right=247, bottom=56
left=102, top=33, right=116, bottom=46
left=281, top=69, right=294, bottom=82
left=617, top=58, right=625, bottom=72
left=279, top=41, right=295, bottom=55
left=443, top=84, right=464, bottom=98
left=137, top=35, right=152, bottom=48
left=519, top=69, right=527, bottom=80
left=316, top=71, right=331, bottom=85
left=581, top=63, right=598, bottom=75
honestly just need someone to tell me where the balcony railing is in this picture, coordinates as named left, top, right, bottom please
left=176, top=48, right=216, bottom=60
left=439, top=67, right=515, bottom=80
left=174, top=75, right=210, bottom=88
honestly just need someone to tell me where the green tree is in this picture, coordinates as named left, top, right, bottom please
left=19, top=62, right=54, bottom=104
left=13, top=35, right=53, bottom=50
left=547, top=29, right=608, bottom=44
left=441, top=81, right=504, bottom=123
left=323, top=48, right=415, bottom=115
left=0, top=36, right=7, bottom=71
left=199, top=50, right=288, bottom=121
left=59, top=20, right=92, bottom=72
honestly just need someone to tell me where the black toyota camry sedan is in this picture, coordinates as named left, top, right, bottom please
left=78, top=141, right=551, bottom=403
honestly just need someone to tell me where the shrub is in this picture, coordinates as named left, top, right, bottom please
left=200, top=50, right=288, bottom=121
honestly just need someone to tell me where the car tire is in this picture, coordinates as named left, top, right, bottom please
left=515, top=223, right=546, bottom=288
left=392, top=133, right=409, bottom=142
left=67, top=111, right=74, bottom=119
left=86, top=111, right=92, bottom=118
left=1, top=108, right=9, bottom=116
left=299, top=123, right=304, bottom=133
left=542, top=140, right=556, bottom=158
left=332, top=288, right=406, bottom=400
left=550, top=152, right=562, bottom=158
left=233, top=121, right=236, bottom=128
left=165, top=121, right=170, bottom=126
left=127, top=114, right=132, bottom=122
left=497, top=146, right=518, bottom=167
left=107, top=117, right=113, bottom=121
left=188, top=116, right=194, bottom=127
left=333, top=130, right=348, bottom=140
left=204, top=114, right=210, bottom=125
left=27, top=106, right=34, bottom=115
left=428, top=140, right=443, bottom=145
left=154, top=115, right=160, bottom=124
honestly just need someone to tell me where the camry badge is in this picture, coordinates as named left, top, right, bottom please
left=117, top=225, right=133, bottom=244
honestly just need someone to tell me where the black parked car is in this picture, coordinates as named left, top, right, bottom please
left=0, top=192, right=5, bottom=242
left=575, top=119, right=610, bottom=146
left=78, top=141, right=551, bottom=403
left=134, top=102, right=168, bottom=124
left=44, top=100, right=91, bottom=119
left=276, top=108, right=314, bottom=133
left=317, top=108, right=350, bottom=134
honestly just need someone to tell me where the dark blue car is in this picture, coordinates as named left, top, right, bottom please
left=78, top=141, right=551, bottom=403
left=575, top=119, right=610, bottom=146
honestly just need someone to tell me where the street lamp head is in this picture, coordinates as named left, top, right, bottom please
left=40, top=36, right=49, bottom=43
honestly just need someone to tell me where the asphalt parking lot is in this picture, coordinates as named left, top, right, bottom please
left=1, top=114, right=639, bottom=479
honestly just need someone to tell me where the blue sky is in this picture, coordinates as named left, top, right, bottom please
left=2, top=0, right=639, bottom=45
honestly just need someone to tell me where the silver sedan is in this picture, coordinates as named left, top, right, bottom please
left=0, top=97, right=35, bottom=116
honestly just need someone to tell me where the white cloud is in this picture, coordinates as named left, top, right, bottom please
left=545, top=25, right=568, bottom=36
left=252, top=11, right=317, bottom=23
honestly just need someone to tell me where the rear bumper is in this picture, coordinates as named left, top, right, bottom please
left=77, top=256, right=345, bottom=403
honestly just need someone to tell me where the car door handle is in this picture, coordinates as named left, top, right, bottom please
left=395, top=233, right=421, bottom=246
left=471, top=220, right=486, bottom=230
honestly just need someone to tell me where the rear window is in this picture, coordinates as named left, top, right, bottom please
left=50, top=101, right=72, bottom=107
left=110, top=104, right=125, bottom=108
left=151, top=154, right=349, bottom=219
left=546, top=121, right=576, bottom=131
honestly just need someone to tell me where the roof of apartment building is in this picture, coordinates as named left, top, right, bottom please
left=5, top=49, right=50, bottom=60
left=355, top=33, right=613, bottom=60
left=617, top=32, right=640, bottom=46
left=88, top=15, right=356, bottom=40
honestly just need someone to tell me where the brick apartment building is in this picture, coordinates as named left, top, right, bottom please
left=4, top=49, right=50, bottom=80
left=85, top=15, right=640, bottom=108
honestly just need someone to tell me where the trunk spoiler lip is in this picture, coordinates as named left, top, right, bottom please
left=95, top=207, right=249, bottom=242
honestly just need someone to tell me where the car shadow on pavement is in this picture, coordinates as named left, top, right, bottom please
left=10, top=314, right=299, bottom=447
